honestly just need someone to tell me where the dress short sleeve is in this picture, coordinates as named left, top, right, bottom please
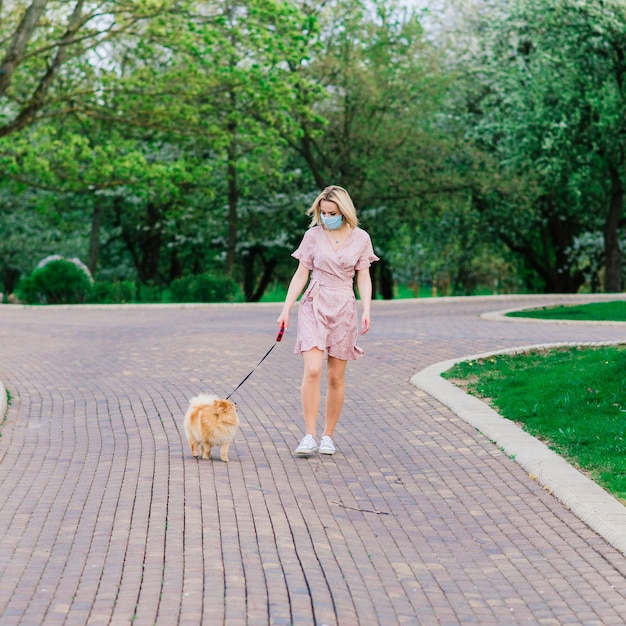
left=355, top=232, right=379, bottom=270
left=291, top=229, right=315, bottom=270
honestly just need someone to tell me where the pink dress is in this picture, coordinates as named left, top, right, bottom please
left=292, top=225, right=379, bottom=360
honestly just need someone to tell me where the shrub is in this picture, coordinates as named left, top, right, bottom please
left=88, top=280, right=137, bottom=304
left=18, top=259, right=93, bottom=304
left=136, top=283, right=166, bottom=303
left=168, top=272, right=242, bottom=303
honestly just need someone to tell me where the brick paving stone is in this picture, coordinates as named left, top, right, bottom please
left=0, top=295, right=625, bottom=625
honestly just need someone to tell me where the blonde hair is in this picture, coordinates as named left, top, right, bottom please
left=306, top=185, right=359, bottom=229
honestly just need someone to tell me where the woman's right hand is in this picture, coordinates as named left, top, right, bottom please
left=276, top=310, right=289, bottom=330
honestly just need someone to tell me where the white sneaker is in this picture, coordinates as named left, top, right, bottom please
left=295, top=434, right=318, bottom=456
left=319, top=435, right=336, bottom=455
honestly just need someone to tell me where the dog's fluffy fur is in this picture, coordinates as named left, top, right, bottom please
left=183, top=394, right=239, bottom=462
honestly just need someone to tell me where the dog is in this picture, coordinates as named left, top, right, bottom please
left=183, top=394, right=239, bottom=462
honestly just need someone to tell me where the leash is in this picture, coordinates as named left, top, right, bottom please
left=226, top=325, right=285, bottom=400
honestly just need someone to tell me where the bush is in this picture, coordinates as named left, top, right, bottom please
left=88, top=280, right=137, bottom=304
left=168, top=272, right=242, bottom=303
left=136, top=283, right=166, bottom=303
left=17, top=259, right=93, bottom=304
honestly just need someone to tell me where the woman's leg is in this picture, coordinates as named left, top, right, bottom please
left=301, top=348, right=324, bottom=435
left=323, top=356, right=347, bottom=437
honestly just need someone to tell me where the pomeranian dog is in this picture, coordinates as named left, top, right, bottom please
left=183, top=394, right=239, bottom=462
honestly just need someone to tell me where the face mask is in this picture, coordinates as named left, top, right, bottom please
left=321, top=213, right=343, bottom=230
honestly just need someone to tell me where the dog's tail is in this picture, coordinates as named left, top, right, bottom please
left=188, top=393, right=220, bottom=407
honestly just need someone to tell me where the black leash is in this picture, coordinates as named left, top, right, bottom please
left=226, top=325, right=285, bottom=400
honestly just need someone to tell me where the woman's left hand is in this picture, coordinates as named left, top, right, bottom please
left=360, top=312, right=370, bottom=334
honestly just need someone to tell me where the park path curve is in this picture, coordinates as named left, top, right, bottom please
left=1, top=294, right=626, bottom=625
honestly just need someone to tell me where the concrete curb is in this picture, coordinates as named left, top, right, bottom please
left=0, top=378, right=6, bottom=424
left=482, top=309, right=626, bottom=325
left=410, top=341, right=626, bottom=558
left=0, top=301, right=280, bottom=311
left=1, top=291, right=625, bottom=312
left=480, top=294, right=626, bottom=325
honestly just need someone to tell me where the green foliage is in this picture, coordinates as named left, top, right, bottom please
left=452, top=0, right=626, bottom=292
left=168, top=273, right=243, bottom=303
left=444, top=345, right=626, bottom=502
left=88, top=281, right=137, bottom=304
left=388, top=206, right=524, bottom=296
left=17, top=259, right=92, bottom=304
left=2, top=0, right=623, bottom=301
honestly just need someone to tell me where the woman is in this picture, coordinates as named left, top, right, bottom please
left=277, top=185, right=379, bottom=456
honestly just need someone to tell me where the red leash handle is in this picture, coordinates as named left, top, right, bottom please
left=276, top=324, right=285, bottom=342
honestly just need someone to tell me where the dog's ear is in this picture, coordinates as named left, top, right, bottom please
left=215, top=399, right=233, bottom=413
left=222, top=413, right=238, bottom=426
left=214, top=400, right=238, bottom=424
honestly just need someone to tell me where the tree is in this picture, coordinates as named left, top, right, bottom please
left=0, top=1, right=191, bottom=138
left=94, top=0, right=319, bottom=292
left=449, top=0, right=626, bottom=292
left=266, top=0, right=463, bottom=296
left=0, top=1, right=195, bottom=287
left=566, top=0, right=626, bottom=292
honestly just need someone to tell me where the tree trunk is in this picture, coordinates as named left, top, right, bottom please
left=498, top=215, right=586, bottom=294
left=300, top=126, right=327, bottom=189
left=2, top=266, right=20, bottom=296
left=250, top=258, right=276, bottom=302
left=226, top=147, right=238, bottom=275
left=0, top=0, right=50, bottom=98
left=542, top=268, right=586, bottom=294
left=88, top=202, right=102, bottom=274
left=138, top=202, right=162, bottom=284
left=378, top=257, right=394, bottom=300
left=603, top=169, right=623, bottom=293
left=169, top=249, right=182, bottom=282
left=225, top=90, right=238, bottom=275
left=0, top=1, right=84, bottom=137
left=243, top=246, right=278, bottom=303
left=117, top=199, right=163, bottom=284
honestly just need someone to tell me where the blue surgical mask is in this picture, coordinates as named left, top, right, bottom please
left=321, top=213, right=343, bottom=230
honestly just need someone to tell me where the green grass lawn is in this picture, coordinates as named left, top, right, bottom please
left=506, top=299, right=626, bottom=321
left=444, top=347, right=626, bottom=502
left=445, top=300, right=626, bottom=502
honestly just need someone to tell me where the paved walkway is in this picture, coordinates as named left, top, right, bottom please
left=1, top=294, right=626, bottom=626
